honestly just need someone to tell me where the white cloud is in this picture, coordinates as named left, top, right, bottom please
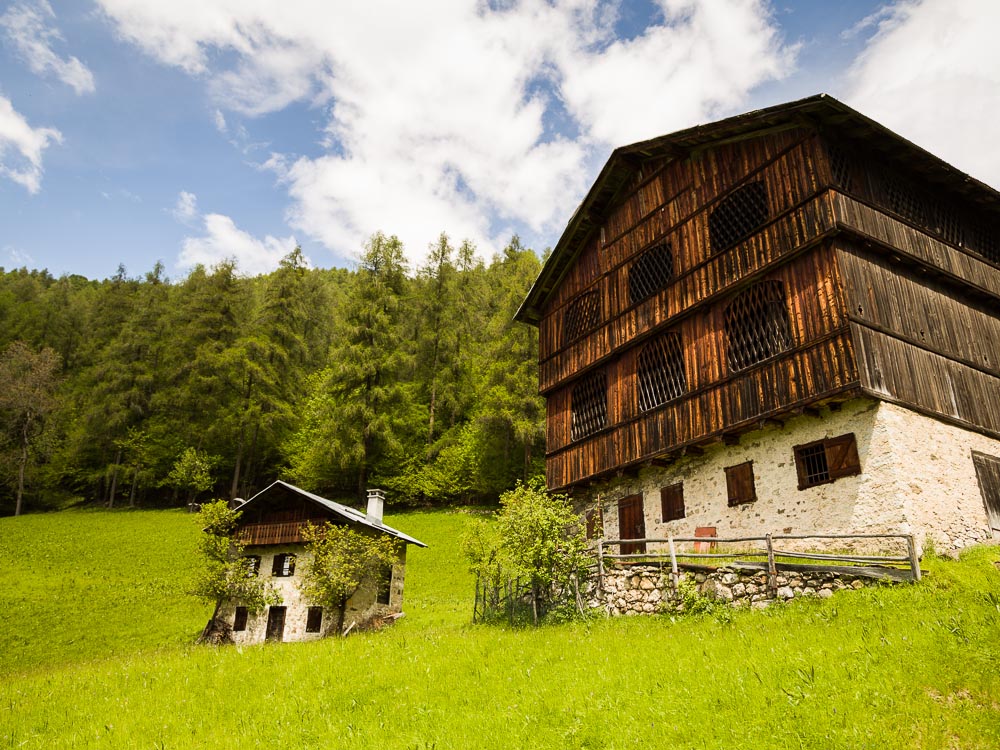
left=180, top=212, right=300, bottom=276
left=5, top=244, right=35, bottom=266
left=0, top=1, right=96, bottom=95
left=0, top=95, right=62, bottom=193
left=846, top=0, right=1000, bottom=189
left=171, top=190, right=198, bottom=223
left=97, top=0, right=796, bottom=265
left=213, top=109, right=227, bottom=133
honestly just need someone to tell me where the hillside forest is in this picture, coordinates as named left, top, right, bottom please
left=0, top=232, right=545, bottom=516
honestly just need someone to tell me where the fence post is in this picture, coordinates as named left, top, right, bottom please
left=766, top=533, right=777, bottom=596
left=668, top=535, right=679, bottom=599
left=906, top=535, right=921, bottom=582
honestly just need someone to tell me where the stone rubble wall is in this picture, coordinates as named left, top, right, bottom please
left=587, top=563, right=882, bottom=616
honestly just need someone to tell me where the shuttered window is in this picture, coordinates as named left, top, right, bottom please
left=660, top=483, right=685, bottom=522
left=233, top=606, right=248, bottom=632
left=271, top=553, right=296, bottom=577
left=637, top=332, right=687, bottom=411
left=618, top=494, right=646, bottom=554
left=243, top=555, right=261, bottom=577
left=725, top=461, right=756, bottom=506
left=793, top=433, right=861, bottom=489
left=972, top=452, right=1000, bottom=531
left=563, top=290, right=601, bottom=345
left=306, top=606, right=323, bottom=633
left=585, top=508, right=603, bottom=539
left=709, top=180, right=769, bottom=253
left=628, top=242, right=674, bottom=306
left=724, top=280, right=793, bottom=372
left=571, top=370, right=607, bottom=441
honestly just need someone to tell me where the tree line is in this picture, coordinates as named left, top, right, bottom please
left=0, top=232, right=545, bottom=515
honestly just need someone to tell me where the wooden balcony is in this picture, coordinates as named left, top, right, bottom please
left=235, top=521, right=308, bottom=546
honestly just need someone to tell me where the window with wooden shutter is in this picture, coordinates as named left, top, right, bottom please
left=628, top=242, right=674, bottom=306
left=724, top=280, right=793, bottom=372
left=272, top=553, right=296, bottom=577
left=571, top=370, right=607, bottom=441
left=306, top=606, right=323, bottom=633
left=660, top=483, right=685, bottom=522
left=618, top=495, right=646, bottom=554
left=973, top=451, right=1000, bottom=531
left=793, top=433, right=861, bottom=489
left=563, top=290, right=601, bottom=345
left=243, top=555, right=261, bottom=577
left=585, top=507, right=603, bottom=540
left=233, top=606, right=248, bottom=632
left=709, top=180, right=768, bottom=253
left=725, top=461, right=756, bottom=506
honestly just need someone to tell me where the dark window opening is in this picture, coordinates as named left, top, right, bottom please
left=725, top=461, right=756, bottom=506
left=585, top=507, right=603, bottom=539
left=628, top=242, right=674, bottom=306
left=724, top=280, right=793, bottom=372
left=571, top=370, right=607, bottom=441
left=660, top=483, right=685, bottom=522
left=563, top=290, right=601, bottom=345
left=243, top=555, right=261, bottom=577
left=709, top=180, right=769, bottom=253
left=233, top=606, right=248, bottom=632
left=637, top=332, right=687, bottom=411
left=794, top=433, right=861, bottom=489
left=306, top=606, right=323, bottom=633
left=969, top=222, right=1000, bottom=265
left=271, top=553, right=296, bottom=577
left=377, top=566, right=393, bottom=605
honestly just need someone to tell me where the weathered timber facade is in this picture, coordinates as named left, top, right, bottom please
left=517, top=95, right=1000, bottom=552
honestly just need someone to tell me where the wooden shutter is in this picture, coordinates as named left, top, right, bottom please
left=973, top=451, right=1000, bottom=531
left=618, top=495, right=646, bottom=554
left=725, top=461, right=756, bottom=506
left=585, top=508, right=602, bottom=539
left=660, top=483, right=685, bottom=522
left=826, top=433, right=861, bottom=479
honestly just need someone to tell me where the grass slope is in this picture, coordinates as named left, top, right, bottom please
left=1, top=508, right=999, bottom=749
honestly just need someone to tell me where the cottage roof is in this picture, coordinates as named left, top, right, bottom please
left=239, top=480, right=427, bottom=547
left=515, top=93, right=1000, bottom=324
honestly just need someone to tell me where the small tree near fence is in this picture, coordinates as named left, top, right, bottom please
left=463, top=478, right=589, bottom=625
left=193, top=500, right=280, bottom=642
left=298, top=522, right=400, bottom=635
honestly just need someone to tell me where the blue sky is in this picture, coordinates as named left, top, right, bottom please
left=1, top=0, right=997, bottom=280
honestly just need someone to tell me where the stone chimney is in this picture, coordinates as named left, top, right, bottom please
left=366, top=488, right=385, bottom=526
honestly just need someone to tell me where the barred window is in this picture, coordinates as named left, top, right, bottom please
left=827, top=143, right=854, bottom=192
left=725, top=461, right=756, bottom=506
left=724, top=280, right=793, bottom=372
left=637, top=332, right=687, bottom=411
left=628, top=242, right=674, bottom=306
left=709, top=180, right=769, bottom=253
left=794, top=433, right=861, bottom=489
left=306, top=606, right=323, bottom=633
left=571, top=370, right=607, bottom=441
left=563, top=290, right=601, bottom=345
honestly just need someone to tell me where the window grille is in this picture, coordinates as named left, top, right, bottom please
left=969, top=222, right=1000, bottom=264
left=243, top=555, right=261, bottom=577
left=724, top=281, right=793, bottom=372
left=628, top=242, right=674, bottom=306
left=233, top=606, right=248, bottom=632
left=725, top=461, right=756, bottom=506
left=709, top=180, right=769, bottom=253
left=563, top=290, right=601, bottom=345
left=271, top=553, right=296, bottom=577
left=571, top=370, right=607, bottom=441
left=793, top=433, right=861, bottom=489
left=637, top=332, right=687, bottom=411
left=660, top=483, right=685, bottom=522
left=827, top=143, right=853, bottom=191
left=306, top=606, right=323, bottom=633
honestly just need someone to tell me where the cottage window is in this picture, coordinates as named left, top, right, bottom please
left=724, top=280, right=793, bottom=372
left=271, top=553, right=296, bottom=577
left=571, top=370, right=607, bottom=441
left=628, top=242, right=674, bottom=306
left=305, top=606, right=323, bottom=633
left=637, top=332, right=686, bottom=411
left=660, top=483, right=685, bottom=522
left=794, top=433, right=861, bottom=489
left=585, top=507, right=603, bottom=540
left=377, top=566, right=393, bottom=605
left=973, top=451, right=1000, bottom=531
left=563, top=290, right=601, bottom=345
left=709, top=180, right=769, bottom=253
left=233, top=606, right=248, bottom=632
left=725, top=461, right=756, bottom=506
left=243, top=555, right=261, bottom=577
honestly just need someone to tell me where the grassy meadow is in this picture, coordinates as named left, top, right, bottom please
left=1, top=508, right=999, bottom=749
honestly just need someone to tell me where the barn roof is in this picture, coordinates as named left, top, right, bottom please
left=239, top=480, right=427, bottom=547
left=515, top=93, right=1000, bottom=325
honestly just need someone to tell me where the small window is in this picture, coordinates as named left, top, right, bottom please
left=376, top=566, right=393, bottom=606
left=709, top=180, right=768, bottom=253
left=571, top=370, right=607, bottom=441
left=243, top=555, right=261, bottom=577
left=271, top=553, right=296, bottom=577
left=725, top=461, right=756, bottom=506
left=585, top=507, right=603, bottom=540
left=628, top=242, right=674, bottom=306
left=794, top=433, right=861, bottom=489
left=233, top=606, right=248, bottom=632
left=563, top=290, right=601, bottom=345
left=724, top=280, right=793, bottom=372
left=660, top=483, right=685, bottom=522
left=637, top=332, right=687, bottom=411
left=305, top=606, right=323, bottom=633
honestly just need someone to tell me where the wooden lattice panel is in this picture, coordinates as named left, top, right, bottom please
left=571, top=369, right=607, bottom=441
left=563, top=290, right=601, bottom=345
left=724, top=280, right=793, bottom=372
left=628, top=242, right=674, bottom=307
left=637, top=332, right=687, bottom=411
left=708, top=180, right=769, bottom=253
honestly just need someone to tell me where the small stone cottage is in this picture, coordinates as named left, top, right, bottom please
left=220, top=480, right=426, bottom=643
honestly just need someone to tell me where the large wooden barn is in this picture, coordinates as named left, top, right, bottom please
left=515, top=94, right=1000, bottom=555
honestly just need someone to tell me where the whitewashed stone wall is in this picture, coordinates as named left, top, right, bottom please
left=581, top=397, right=999, bottom=556
left=219, top=544, right=407, bottom=645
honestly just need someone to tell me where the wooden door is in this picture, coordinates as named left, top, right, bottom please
left=618, top=495, right=646, bottom=555
left=265, top=606, right=286, bottom=642
left=973, top=452, right=1000, bottom=533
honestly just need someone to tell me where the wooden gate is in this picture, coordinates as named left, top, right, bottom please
left=973, top=451, right=1000, bottom=533
left=618, top=495, right=646, bottom=554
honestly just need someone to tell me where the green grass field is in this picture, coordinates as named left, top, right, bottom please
left=2, top=508, right=999, bottom=749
